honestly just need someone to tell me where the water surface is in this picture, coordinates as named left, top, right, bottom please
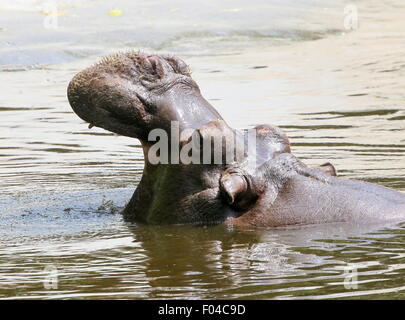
left=1, top=0, right=405, bottom=299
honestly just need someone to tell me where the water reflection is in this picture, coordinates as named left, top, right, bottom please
left=126, top=221, right=405, bottom=299
left=0, top=201, right=404, bottom=299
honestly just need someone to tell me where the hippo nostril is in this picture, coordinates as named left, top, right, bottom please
left=140, top=56, right=153, bottom=72
left=175, top=60, right=190, bottom=76
left=148, top=56, right=157, bottom=72
left=164, top=56, right=191, bottom=76
left=147, top=56, right=165, bottom=78
left=139, top=55, right=165, bottom=79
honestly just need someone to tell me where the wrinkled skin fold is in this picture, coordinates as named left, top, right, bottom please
left=67, top=52, right=405, bottom=226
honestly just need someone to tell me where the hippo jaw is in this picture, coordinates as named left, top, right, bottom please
left=67, top=52, right=223, bottom=142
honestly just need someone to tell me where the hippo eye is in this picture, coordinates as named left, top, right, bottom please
left=219, top=170, right=259, bottom=212
left=220, top=173, right=248, bottom=205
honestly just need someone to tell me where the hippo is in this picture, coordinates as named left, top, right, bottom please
left=67, top=52, right=405, bottom=227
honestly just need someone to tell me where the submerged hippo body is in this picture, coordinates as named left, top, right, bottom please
left=67, top=52, right=405, bottom=226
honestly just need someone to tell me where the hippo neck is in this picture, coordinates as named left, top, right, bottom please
left=123, top=160, right=228, bottom=224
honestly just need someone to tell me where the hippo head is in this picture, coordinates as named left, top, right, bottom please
left=68, top=52, right=335, bottom=225
left=68, top=52, right=223, bottom=142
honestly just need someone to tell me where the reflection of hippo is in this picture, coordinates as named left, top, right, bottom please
left=68, top=52, right=405, bottom=226
left=128, top=224, right=262, bottom=296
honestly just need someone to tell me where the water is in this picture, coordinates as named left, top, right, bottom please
left=1, top=0, right=405, bottom=299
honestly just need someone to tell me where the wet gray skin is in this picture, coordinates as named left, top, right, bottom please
left=67, top=52, right=405, bottom=226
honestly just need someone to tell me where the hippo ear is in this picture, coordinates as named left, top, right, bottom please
left=317, top=162, right=337, bottom=176
left=220, top=171, right=259, bottom=211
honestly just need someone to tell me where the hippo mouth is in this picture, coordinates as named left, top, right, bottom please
left=67, top=53, right=160, bottom=139
left=76, top=94, right=145, bottom=139
left=67, top=52, right=222, bottom=141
